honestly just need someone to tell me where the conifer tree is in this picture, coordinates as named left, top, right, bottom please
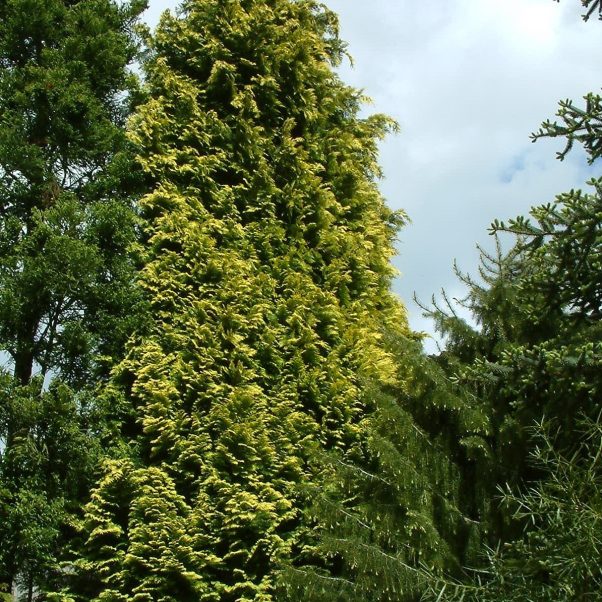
left=0, top=0, right=145, bottom=597
left=423, top=177, right=602, bottom=599
left=430, top=413, right=602, bottom=602
left=56, top=1, right=409, bottom=600
left=420, top=3, right=602, bottom=595
left=422, top=110, right=602, bottom=544
left=281, top=331, right=491, bottom=601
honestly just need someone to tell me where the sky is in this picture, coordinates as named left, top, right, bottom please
left=144, top=0, right=601, bottom=349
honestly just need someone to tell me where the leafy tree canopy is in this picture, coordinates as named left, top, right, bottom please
left=0, top=0, right=146, bottom=597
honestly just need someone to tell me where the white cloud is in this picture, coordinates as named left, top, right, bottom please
left=326, top=0, right=600, bottom=338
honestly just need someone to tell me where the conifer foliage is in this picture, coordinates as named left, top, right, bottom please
left=58, top=1, right=407, bottom=600
left=281, top=331, right=491, bottom=602
left=421, top=4, right=602, bottom=594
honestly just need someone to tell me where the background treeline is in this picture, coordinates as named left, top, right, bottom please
left=0, top=0, right=600, bottom=601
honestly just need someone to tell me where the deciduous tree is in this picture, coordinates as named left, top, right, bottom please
left=0, top=0, right=146, bottom=596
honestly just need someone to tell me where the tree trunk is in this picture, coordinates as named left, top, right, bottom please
left=14, top=316, right=38, bottom=386
left=14, top=346, right=34, bottom=386
left=27, top=573, right=34, bottom=602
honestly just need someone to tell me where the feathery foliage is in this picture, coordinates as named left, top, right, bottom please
left=55, top=1, right=409, bottom=600
left=281, top=331, right=491, bottom=601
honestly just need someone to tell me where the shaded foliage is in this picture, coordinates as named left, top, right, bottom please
left=429, top=414, right=602, bottom=601
left=280, top=332, right=491, bottom=601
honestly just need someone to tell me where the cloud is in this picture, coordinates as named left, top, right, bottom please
left=326, top=0, right=600, bottom=338
left=500, top=152, right=528, bottom=184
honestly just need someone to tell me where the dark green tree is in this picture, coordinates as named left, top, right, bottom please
left=54, top=1, right=409, bottom=600
left=281, top=331, right=491, bottom=601
left=429, top=413, right=602, bottom=602
left=421, top=3, right=602, bottom=595
left=0, top=0, right=146, bottom=597
left=422, top=185, right=602, bottom=598
left=422, top=133, right=602, bottom=523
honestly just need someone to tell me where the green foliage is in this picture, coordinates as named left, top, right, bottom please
left=421, top=5, right=602, bottom=595
left=57, top=0, right=408, bottom=600
left=0, top=378, right=103, bottom=597
left=49, top=459, right=208, bottom=602
left=429, top=414, right=602, bottom=601
left=532, top=93, right=602, bottom=162
left=280, top=332, right=491, bottom=601
left=0, top=0, right=146, bottom=596
left=0, top=0, right=145, bottom=387
left=420, top=179, right=602, bottom=538
left=491, top=182, right=602, bottom=326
